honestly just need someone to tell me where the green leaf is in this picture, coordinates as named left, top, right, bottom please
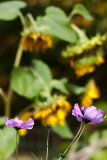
left=31, top=59, right=52, bottom=83
left=0, top=117, right=5, bottom=126
left=37, top=6, right=78, bottom=43
left=52, top=122, right=73, bottom=139
left=67, top=84, right=85, bottom=95
left=0, top=127, right=19, bottom=159
left=45, top=6, right=69, bottom=24
left=75, top=54, right=98, bottom=68
left=50, top=79, right=69, bottom=94
left=11, top=67, right=45, bottom=99
left=72, top=3, right=93, bottom=20
left=0, top=1, right=26, bottom=21
left=71, top=25, right=89, bottom=44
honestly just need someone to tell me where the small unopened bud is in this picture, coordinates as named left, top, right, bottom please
left=45, top=124, right=51, bottom=129
left=60, top=153, right=66, bottom=158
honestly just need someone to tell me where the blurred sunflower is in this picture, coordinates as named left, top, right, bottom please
left=81, top=80, right=100, bottom=107
left=74, top=65, right=95, bottom=77
left=19, top=112, right=32, bottom=136
left=62, top=34, right=106, bottom=58
left=73, top=51, right=104, bottom=77
left=62, top=32, right=106, bottom=77
left=33, top=99, right=71, bottom=126
left=21, top=33, right=52, bottom=53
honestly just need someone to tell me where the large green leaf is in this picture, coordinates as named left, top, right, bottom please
left=11, top=67, right=45, bottom=99
left=37, top=6, right=78, bottom=43
left=49, top=79, right=69, bottom=94
left=0, top=1, right=26, bottom=21
left=72, top=3, right=93, bottom=20
left=52, top=122, right=73, bottom=139
left=0, top=127, right=18, bottom=159
left=45, top=6, right=69, bottom=24
left=31, top=59, right=52, bottom=83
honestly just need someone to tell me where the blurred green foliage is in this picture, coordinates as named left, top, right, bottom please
left=0, top=0, right=107, bottom=159
left=0, top=1, right=26, bottom=20
left=0, top=126, right=19, bottom=159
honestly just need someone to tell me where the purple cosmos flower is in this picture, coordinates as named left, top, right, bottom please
left=5, top=117, right=34, bottom=130
left=72, top=103, right=106, bottom=124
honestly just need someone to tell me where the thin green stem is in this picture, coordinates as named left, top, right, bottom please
left=27, top=13, right=37, bottom=26
left=5, top=39, right=24, bottom=117
left=64, top=123, right=83, bottom=155
left=59, top=123, right=83, bottom=160
left=68, top=13, right=73, bottom=20
left=46, top=129, right=50, bottom=160
left=14, top=39, right=24, bottom=67
left=31, top=152, right=38, bottom=160
left=5, top=87, right=13, bottom=118
left=18, top=11, right=27, bottom=29
left=65, top=123, right=85, bottom=160
left=16, top=131, right=18, bottom=160
left=72, top=124, right=85, bottom=148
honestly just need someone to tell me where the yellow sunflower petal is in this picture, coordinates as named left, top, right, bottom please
left=56, top=109, right=67, bottom=121
left=22, top=33, right=52, bottom=53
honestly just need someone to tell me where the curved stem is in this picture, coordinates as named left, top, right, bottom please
left=65, top=123, right=85, bottom=160
left=64, top=123, right=83, bottom=156
left=18, top=11, right=27, bottom=29
left=59, top=123, right=83, bottom=160
left=14, top=38, right=24, bottom=67
left=27, top=13, right=37, bottom=26
left=5, top=39, right=24, bottom=118
left=68, top=13, right=73, bottom=21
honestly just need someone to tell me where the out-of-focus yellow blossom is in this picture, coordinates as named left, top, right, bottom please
left=70, top=50, right=104, bottom=77
left=75, top=66, right=95, bottom=77
left=21, top=33, right=52, bottom=52
left=81, top=80, right=100, bottom=107
left=95, top=56, right=104, bottom=65
left=87, top=80, right=100, bottom=99
left=19, top=112, right=32, bottom=136
left=33, top=99, right=71, bottom=126
left=81, top=95, right=92, bottom=107
left=19, top=129, right=28, bottom=136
